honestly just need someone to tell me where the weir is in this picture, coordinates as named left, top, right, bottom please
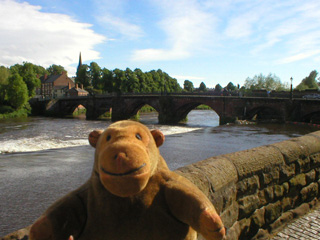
left=2, top=131, right=320, bottom=240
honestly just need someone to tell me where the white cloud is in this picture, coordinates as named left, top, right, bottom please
left=131, top=0, right=217, bottom=61
left=93, top=0, right=144, bottom=40
left=277, top=50, right=320, bottom=64
left=0, top=0, right=105, bottom=75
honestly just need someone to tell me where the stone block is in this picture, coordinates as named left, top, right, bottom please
left=238, top=195, right=260, bottom=219
left=296, top=157, right=311, bottom=173
left=269, top=211, right=294, bottom=234
left=289, top=173, right=306, bottom=193
left=271, top=139, right=308, bottom=164
left=251, top=228, right=269, bottom=240
left=220, top=202, right=239, bottom=229
left=282, top=182, right=290, bottom=195
left=300, top=182, right=318, bottom=202
left=226, top=145, right=284, bottom=180
left=238, top=218, right=251, bottom=239
left=225, top=221, right=240, bottom=240
left=305, top=169, right=316, bottom=184
left=310, top=152, right=320, bottom=167
left=279, top=163, right=295, bottom=183
left=176, top=157, right=238, bottom=214
left=265, top=201, right=282, bottom=224
left=273, top=185, right=284, bottom=200
left=263, top=186, right=274, bottom=202
left=281, top=197, right=293, bottom=212
left=290, top=202, right=310, bottom=218
left=260, top=167, right=280, bottom=187
left=236, top=175, right=260, bottom=198
left=180, top=156, right=238, bottom=192
left=251, top=208, right=266, bottom=229
left=258, top=190, right=267, bottom=206
left=300, top=133, right=320, bottom=155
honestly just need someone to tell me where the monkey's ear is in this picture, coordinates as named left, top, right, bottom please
left=88, top=130, right=103, bottom=148
left=151, top=129, right=165, bottom=147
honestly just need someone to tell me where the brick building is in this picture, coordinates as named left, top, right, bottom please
left=39, top=71, right=75, bottom=98
left=68, top=83, right=89, bottom=97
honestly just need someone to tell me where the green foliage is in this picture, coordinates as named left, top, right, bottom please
left=196, top=104, right=211, bottom=110
left=199, top=82, right=207, bottom=92
left=0, top=105, right=14, bottom=114
left=0, top=66, right=10, bottom=85
left=226, top=82, right=236, bottom=91
left=0, top=105, right=30, bottom=119
left=47, top=64, right=66, bottom=75
left=295, top=70, right=319, bottom=90
left=76, top=64, right=90, bottom=87
left=89, top=62, right=102, bottom=90
left=9, top=62, right=42, bottom=97
left=0, top=66, right=10, bottom=103
left=7, top=74, right=29, bottom=109
left=214, top=84, right=222, bottom=92
left=184, top=80, right=194, bottom=92
left=244, top=73, right=289, bottom=91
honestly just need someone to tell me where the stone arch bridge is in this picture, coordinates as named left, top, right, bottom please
left=30, top=94, right=320, bottom=125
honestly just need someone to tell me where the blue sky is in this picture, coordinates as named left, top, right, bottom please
left=0, top=0, right=320, bottom=88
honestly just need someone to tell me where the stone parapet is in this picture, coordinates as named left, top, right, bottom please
left=177, top=130, right=320, bottom=240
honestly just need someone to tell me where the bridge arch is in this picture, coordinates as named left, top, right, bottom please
left=301, top=111, right=320, bottom=124
left=60, top=101, right=90, bottom=118
left=245, top=106, right=283, bottom=122
left=128, top=102, right=160, bottom=118
left=174, top=102, right=221, bottom=123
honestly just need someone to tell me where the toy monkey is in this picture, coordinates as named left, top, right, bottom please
left=30, top=120, right=225, bottom=240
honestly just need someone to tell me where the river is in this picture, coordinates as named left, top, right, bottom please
left=0, top=110, right=319, bottom=236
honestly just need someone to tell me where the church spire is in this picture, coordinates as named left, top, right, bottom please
left=77, top=52, right=82, bottom=70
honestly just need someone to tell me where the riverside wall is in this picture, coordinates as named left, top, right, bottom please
left=2, top=131, right=320, bottom=240
left=177, top=130, right=320, bottom=239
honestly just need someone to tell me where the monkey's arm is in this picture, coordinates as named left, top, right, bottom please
left=29, top=186, right=88, bottom=240
left=164, top=174, right=225, bottom=240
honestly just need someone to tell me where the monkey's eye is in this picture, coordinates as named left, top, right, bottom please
left=136, top=133, right=142, bottom=140
left=106, top=135, right=111, bottom=141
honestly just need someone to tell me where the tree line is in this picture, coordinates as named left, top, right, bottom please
left=0, top=63, right=66, bottom=117
left=0, top=60, right=319, bottom=118
left=75, top=62, right=182, bottom=94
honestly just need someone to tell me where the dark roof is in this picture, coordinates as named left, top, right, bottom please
left=69, top=87, right=88, bottom=93
left=45, top=74, right=62, bottom=83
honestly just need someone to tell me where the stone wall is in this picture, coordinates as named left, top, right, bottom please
left=176, top=130, right=320, bottom=239
left=3, top=131, right=320, bottom=240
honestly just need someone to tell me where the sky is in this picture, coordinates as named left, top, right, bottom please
left=0, top=0, right=320, bottom=88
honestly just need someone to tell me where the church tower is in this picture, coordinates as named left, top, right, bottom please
left=77, top=52, right=82, bottom=71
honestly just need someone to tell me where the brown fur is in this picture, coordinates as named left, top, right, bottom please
left=30, top=120, right=225, bottom=240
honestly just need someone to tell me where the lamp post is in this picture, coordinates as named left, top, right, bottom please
left=290, top=77, right=293, bottom=100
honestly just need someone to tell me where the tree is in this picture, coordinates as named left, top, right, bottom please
left=214, top=84, right=222, bottom=92
left=184, top=80, right=194, bottom=92
left=7, top=74, right=29, bottom=109
left=47, top=64, right=66, bottom=75
left=295, top=70, right=319, bottom=90
left=89, top=62, right=102, bottom=90
left=10, top=62, right=42, bottom=97
left=226, top=82, right=236, bottom=91
left=101, top=68, right=113, bottom=93
left=199, top=82, right=207, bottom=92
left=125, top=68, right=140, bottom=93
left=76, top=64, right=90, bottom=87
left=244, top=73, right=288, bottom=91
left=0, top=66, right=10, bottom=103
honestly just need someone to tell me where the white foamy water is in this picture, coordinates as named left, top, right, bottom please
left=0, top=124, right=201, bottom=154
